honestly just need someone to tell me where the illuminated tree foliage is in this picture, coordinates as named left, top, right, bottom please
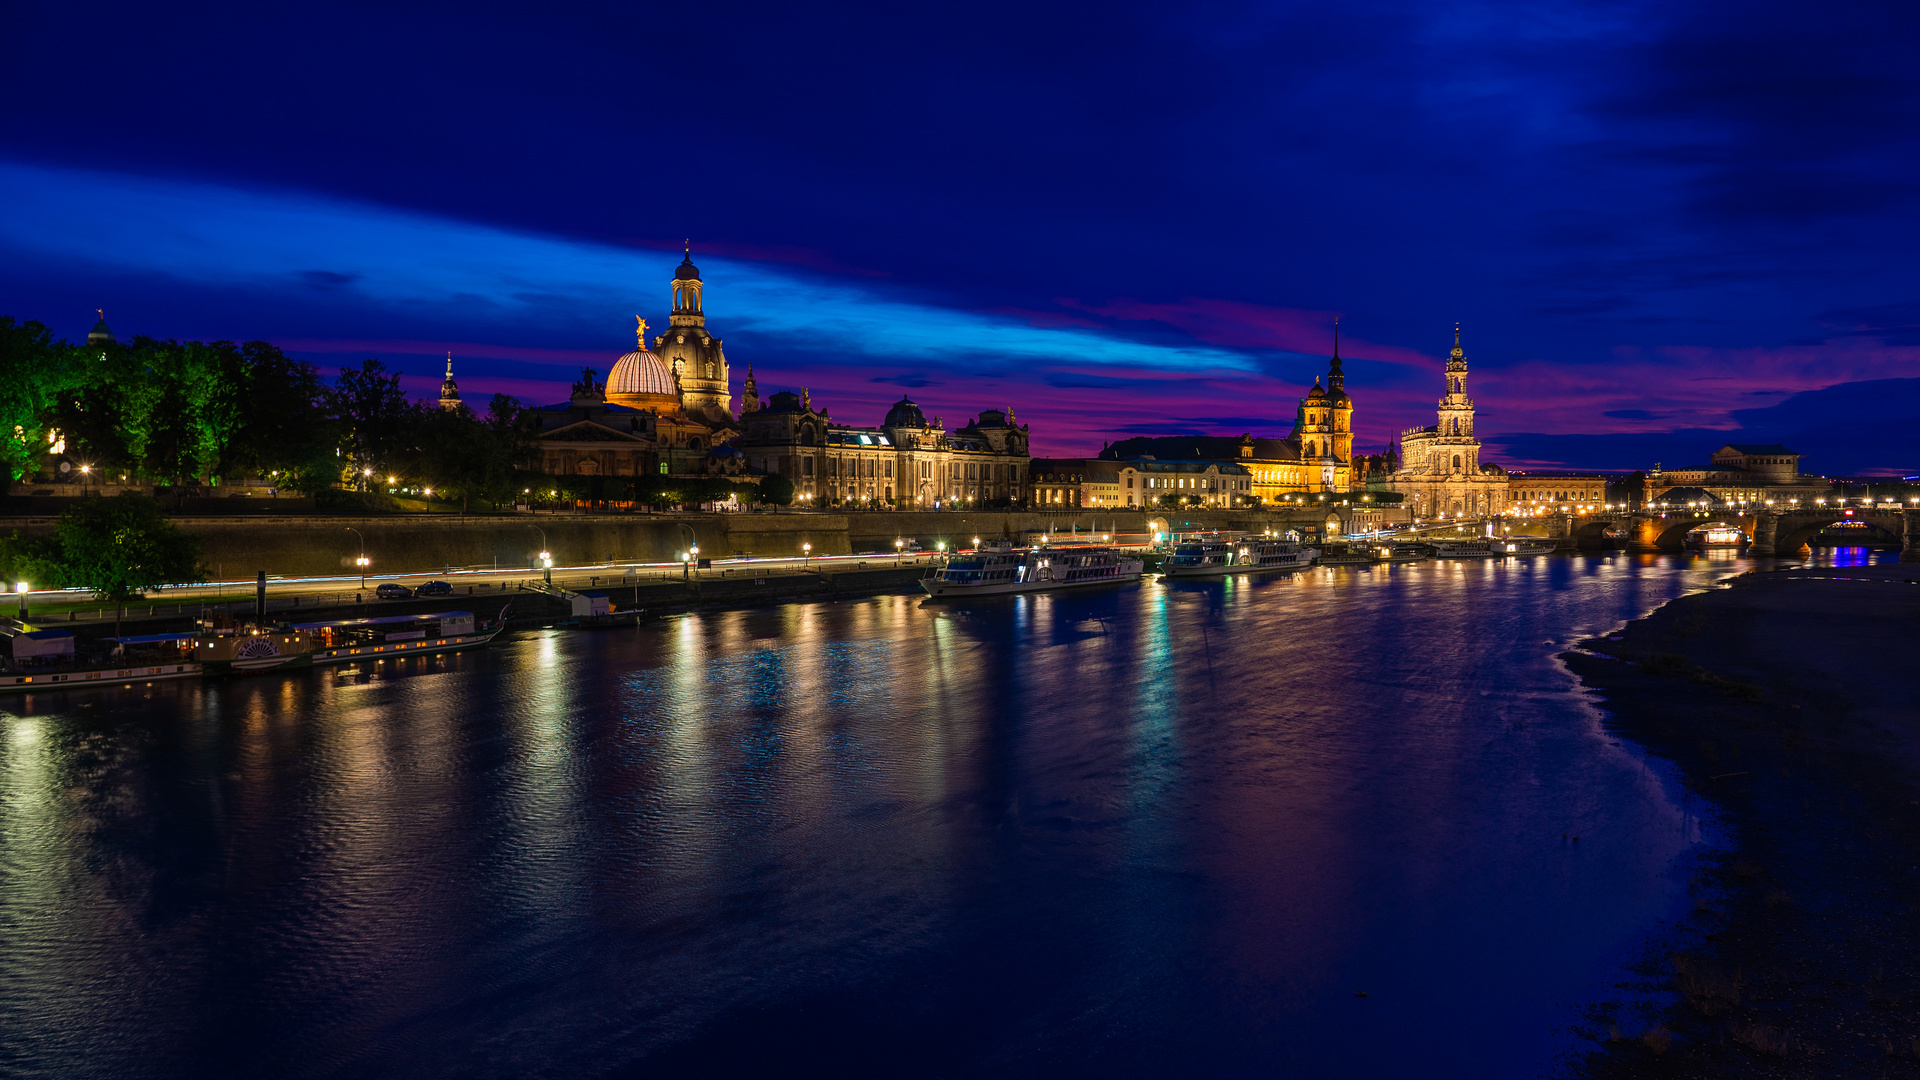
left=0, top=317, right=88, bottom=482
left=0, top=493, right=204, bottom=600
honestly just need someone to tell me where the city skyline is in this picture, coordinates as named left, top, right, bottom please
left=4, top=3, right=1917, bottom=475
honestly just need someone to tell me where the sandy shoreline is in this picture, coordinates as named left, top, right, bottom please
left=1560, top=561, right=1920, bottom=1077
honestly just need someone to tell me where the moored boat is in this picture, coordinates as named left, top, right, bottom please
left=1162, top=537, right=1318, bottom=577
left=920, top=545, right=1143, bottom=598
left=1684, top=526, right=1746, bottom=551
left=1431, top=537, right=1557, bottom=558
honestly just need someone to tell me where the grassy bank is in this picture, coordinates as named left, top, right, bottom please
left=1561, top=563, right=1920, bottom=1077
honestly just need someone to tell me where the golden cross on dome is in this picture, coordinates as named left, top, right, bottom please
left=635, top=316, right=650, bottom=345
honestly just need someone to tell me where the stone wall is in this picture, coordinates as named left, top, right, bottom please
left=0, top=506, right=1350, bottom=579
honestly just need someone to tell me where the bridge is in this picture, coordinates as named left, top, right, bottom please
left=1540, top=506, right=1919, bottom=559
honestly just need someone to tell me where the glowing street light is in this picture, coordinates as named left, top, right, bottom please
left=15, top=580, right=28, bottom=620
left=345, top=527, right=369, bottom=586
left=802, top=541, right=812, bottom=567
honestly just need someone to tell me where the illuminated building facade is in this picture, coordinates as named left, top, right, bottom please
left=1380, top=328, right=1511, bottom=518
left=734, top=392, right=1031, bottom=507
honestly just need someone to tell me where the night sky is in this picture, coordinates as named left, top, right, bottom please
left=4, top=2, right=1917, bottom=474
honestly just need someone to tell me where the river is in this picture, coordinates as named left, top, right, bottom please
left=0, top=553, right=1800, bottom=1077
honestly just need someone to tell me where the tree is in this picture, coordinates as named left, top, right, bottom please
left=226, top=342, right=337, bottom=491
left=759, top=473, right=795, bottom=506
left=0, top=317, right=88, bottom=482
left=14, top=495, right=205, bottom=634
left=331, top=359, right=414, bottom=488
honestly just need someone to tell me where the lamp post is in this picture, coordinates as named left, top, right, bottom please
left=802, top=542, right=812, bottom=567
left=15, top=581, right=27, bottom=621
left=345, top=528, right=368, bottom=587
left=524, top=524, right=549, bottom=583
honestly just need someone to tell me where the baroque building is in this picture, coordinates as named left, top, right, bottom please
left=526, top=251, right=743, bottom=479
left=1097, top=331, right=1354, bottom=503
left=733, top=392, right=1031, bottom=507
left=1378, top=327, right=1510, bottom=518
left=1646, top=444, right=1827, bottom=505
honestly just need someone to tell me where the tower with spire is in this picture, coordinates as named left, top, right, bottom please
left=653, top=242, right=732, bottom=422
left=740, top=362, right=761, bottom=416
left=1287, top=319, right=1356, bottom=492
left=439, top=352, right=463, bottom=411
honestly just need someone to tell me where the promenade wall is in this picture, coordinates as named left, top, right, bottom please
left=0, top=508, right=1300, bottom=578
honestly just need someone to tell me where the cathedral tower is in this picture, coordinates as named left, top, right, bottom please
left=1326, top=319, right=1354, bottom=468
left=654, top=244, right=732, bottom=421
left=1437, top=325, right=1474, bottom=450
left=438, top=352, right=463, bottom=411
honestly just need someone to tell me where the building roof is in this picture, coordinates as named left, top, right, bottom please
left=883, top=396, right=927, bottom=430
left=1099, top=434, right=1299, bottom=462
left=1113, top=457, right=1251, bottom=475
left=607, top=347, right=676, bottom=399
left=1650, top=486, right=1725, bottom=506
left=1721, top=443, right=1798, bottom=455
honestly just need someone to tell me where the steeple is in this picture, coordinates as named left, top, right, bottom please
left=671, top=243, right=704, bottom=324
left=1328, top=317, right=1345, bottom=389
left=438, top=352, right=462, bottom=411
left=740, top=361, right=760, bottom=415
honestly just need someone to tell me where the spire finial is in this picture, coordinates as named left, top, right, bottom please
left=97, top=307, right=104, bottom=320
left=635, top=316, right=649, bottom=346
left=1333, top=316, right=1340, bottom=359
left=445, top=351, right=453, bottom=378
left=684, top=238, right=690, bottom=257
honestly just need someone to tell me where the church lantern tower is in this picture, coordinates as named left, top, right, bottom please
left=438, top=352, right=463, bottom=411
left=653, top=243, right=732, bottom=422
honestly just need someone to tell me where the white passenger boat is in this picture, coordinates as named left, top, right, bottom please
left=920, top=545, right=1143, bottom=598
left=1431, top=537, right=1557, bottom=558
left=1161, top=538, right=1318, bottom=577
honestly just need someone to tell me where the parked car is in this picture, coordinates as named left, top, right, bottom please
left=375, top=583, right=413, bottom=600
left=413, top=580, right=454, bottom=597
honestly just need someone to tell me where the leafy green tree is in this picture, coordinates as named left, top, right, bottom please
left=331, top=359, right=415, bottom=488
left=0, top=317, right=88, bottom=482
left=759, top=473, right=795, bottom=506
left=226, top=342, right=337, bottom=490
left=0, top=495, right=205, bottom=633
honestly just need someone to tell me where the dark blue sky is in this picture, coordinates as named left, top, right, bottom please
left=4, top=1, right=1917, bottom=473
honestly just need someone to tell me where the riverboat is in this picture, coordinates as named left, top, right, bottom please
left=195, top=610, right=508, bottom=674
left=920, top=545, right=1143, bottom=598
left=1431, top=537, right=1558, bottom=558
left=1684, top=526, right=1747, bottom=551
left=1161, top=537, right=1318, bottom=577
left=0, top=624, right=203, bottom=693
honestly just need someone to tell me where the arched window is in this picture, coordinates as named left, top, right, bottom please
left=800, top=427, right=815, bottom=446
left=704, top=361, right=715, bottom=379
left=688, top=437, right=702, bottom=451
left=1452, top=454, right=1462, bottom=471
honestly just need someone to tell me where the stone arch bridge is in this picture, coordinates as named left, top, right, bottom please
left=1543, top=507, right=1919, bottom=559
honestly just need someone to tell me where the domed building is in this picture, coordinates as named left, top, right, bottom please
left=605, top=318, right=681, bottom=412
left=734, top=391, right=1033, bottom=507
left=648, top=247, right=734, bottom=426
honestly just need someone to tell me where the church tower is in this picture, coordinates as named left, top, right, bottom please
left=1434, top=325, right=1478, bottom=473
left=653, top=244, right=732, bottom=421
left=438, top=352, right=463, bottom=411
left=1326, top=319, right=1354, bottom=470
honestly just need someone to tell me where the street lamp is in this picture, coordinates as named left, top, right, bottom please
left=15, top=581, right=27, bottom=621
left=540, top=551, right=552, bottom=584
left=525, top=525, right=549, bottom=580
left=802, top=541, right=812, bottom=567
left=345, top=528, right=368, bottom=586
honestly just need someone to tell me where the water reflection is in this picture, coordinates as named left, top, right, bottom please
left=0, top=556, right=1748, bottom=1078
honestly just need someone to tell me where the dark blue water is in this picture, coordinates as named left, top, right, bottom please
left=1, top=555, right=1755, bottom=1077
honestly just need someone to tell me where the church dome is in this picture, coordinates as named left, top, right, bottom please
left=884, top=396, right=927, bottom=429
left=675, top=253, right=701, bottom=281
left=1305, top=381, right=1327, bottom=400
left=606, top=347, right=679, bottom=408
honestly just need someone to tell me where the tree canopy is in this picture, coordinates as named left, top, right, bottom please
left=0, top=494, right=204, bottom=600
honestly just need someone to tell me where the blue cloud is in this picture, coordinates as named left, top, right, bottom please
left=0, top=161, right=1257, bottom=375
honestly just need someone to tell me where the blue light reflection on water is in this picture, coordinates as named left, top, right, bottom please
left=0, top=555, right=1744, bottom=1078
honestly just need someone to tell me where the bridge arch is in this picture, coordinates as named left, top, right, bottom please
left=1771, top=514, right=1902, bottom=556
left=1637, top=516, right=1749, bottom=551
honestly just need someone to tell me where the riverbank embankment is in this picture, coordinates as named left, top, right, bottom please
left=1563, top=563, right=1920, bottom=1076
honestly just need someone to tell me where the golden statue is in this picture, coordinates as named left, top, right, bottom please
left=635, top=316, right=650, bottom=345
